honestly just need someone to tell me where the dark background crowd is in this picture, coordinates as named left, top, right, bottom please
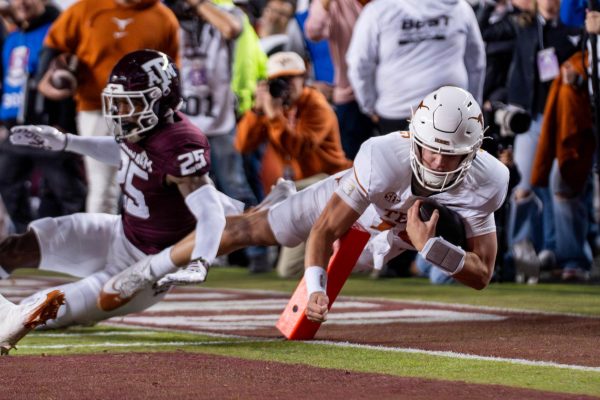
left=0, top=0, right=599, bottom=284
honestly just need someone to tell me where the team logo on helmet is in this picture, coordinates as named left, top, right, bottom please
left=409, top=86, right=484, bottom=192
left=142, top=57, right=178, bottom=96
left=101, top=50, right=182, bottom=143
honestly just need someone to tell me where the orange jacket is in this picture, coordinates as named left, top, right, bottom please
left=235, top=86, right=351, bottom=191
left=44, top=0, right=180, bottom=111
left=532, top=51, right=595, bottom=194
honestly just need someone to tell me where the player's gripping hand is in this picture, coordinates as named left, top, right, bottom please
left=406, top=199, right=439, bottom=251
left=10, top=125, right=67, bottom=151
left=305, top=291, right=329, bottom=323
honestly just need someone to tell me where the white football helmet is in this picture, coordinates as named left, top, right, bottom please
left=409, top=86, right=484, bottom=192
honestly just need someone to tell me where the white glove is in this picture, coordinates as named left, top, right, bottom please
left=10, top=125, right=68, bottom=151
left=154, top=258, right=210, bottom=292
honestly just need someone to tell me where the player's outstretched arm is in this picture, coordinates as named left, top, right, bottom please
left=406, top=200, right=495, bottom=290
left=10, top=125, right=121, bottom=166
left=305, top=193, right=361, bottom=322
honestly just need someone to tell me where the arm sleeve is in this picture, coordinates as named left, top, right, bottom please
left=185, top=185, right=226, bottom=263
left=304, top=0, right=331, bottom=42
left=334, top=139, right=373, bottom=214
left=463, top=3, right=486, bottom=104
left=346, top=7, right=379, bottom=115
left=65, top=135, right=121, bottom=166
left=266, top=91, right=336, bottom=157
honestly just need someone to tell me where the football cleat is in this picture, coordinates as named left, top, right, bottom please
left=254, top=178, right=296, bottom=211
left=98, top=256, right=155, bottom=312
left=0, top=290, right=65, bottom=355
left=154, top=258, right=210, bottom=292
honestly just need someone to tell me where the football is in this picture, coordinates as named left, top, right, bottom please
left=418, top=198, right=467, bottom=248
left=49, top=53, right=78, bottom=91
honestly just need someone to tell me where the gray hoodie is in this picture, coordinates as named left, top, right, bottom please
left=346, top=0, right=485, bottom=119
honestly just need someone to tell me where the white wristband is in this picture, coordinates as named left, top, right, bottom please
left=420, top=236, right=466, bottom=276
left=304, top=266, right=327, bottom=296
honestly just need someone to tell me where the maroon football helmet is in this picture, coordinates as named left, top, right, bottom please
left=102, top=49, right=183, bottom=142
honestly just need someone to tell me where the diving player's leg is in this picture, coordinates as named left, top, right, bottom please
left=168, top=176, right=338, bottom=267
left=0, top=212, right=116, bottom=281
left=31, top=269, right=166, bottom=329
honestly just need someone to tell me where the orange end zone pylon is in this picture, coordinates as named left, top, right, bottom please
left=275, top=225, right=370, bottom=340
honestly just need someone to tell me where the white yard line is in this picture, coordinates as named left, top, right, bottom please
left=18, top=339, right=275, bottom=350
left=310, top=341, right=600, bottom=373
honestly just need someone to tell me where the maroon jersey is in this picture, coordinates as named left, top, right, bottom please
left=119, top=112, right=210, bottom=254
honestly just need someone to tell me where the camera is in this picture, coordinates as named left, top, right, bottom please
left=268, top=77, right=293, bottom=106
left=163, top=0, right=195, bottom=19
left=268, top=78, right=290, bottom=100
left=492, top=102, right=531, bottom=138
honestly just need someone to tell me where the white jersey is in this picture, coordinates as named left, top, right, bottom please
left=178, top=6, right=244, bottom=136
left=268, top=131, right=509, bottom=270
left=336, top=132, right=509, bottom=244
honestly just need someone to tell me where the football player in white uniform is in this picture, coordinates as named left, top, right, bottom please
left=103, top=86, right=510, bottom=323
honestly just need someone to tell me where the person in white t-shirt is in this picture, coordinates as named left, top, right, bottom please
left=100, top=86, right=509, bottom=323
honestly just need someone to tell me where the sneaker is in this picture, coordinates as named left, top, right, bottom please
left=98, top=256, right=155, bottom=312
left=254, top=178, right=296, bottom=211
left=154, top=258, right=210, bottom=291
left=0, top=290, right=65, bottom=355
left=513, top=240, right=540, bottom=284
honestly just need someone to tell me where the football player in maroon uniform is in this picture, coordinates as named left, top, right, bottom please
left=0, top=49, right=241, bottom=353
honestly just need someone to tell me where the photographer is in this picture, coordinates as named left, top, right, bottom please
left=235, top=51, right=350, bottom=192
left=235, top=51, right=351, bottom=278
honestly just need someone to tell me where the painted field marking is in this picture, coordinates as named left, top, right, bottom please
left=143, top=299, right=374, bottom=312
left=16, top=336, right=600, bottom=374
left=114, top=309, right=505, bottom=331
left=17, top=339, right=275, bottom=350
left=32, top=331, right=157, bottom=337
left=311, top=340, right=600, bottom=373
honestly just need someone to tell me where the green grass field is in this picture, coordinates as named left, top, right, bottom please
left=10, top=268, right=600, bottom=397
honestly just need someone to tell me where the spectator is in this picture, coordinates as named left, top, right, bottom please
left=235, top=51, right=350, bottom=277
left=256, top=0, right=305, bottom=56
left=347, top=0, right=486, bottom=134
left=531, top=50, right=595, bottom=282
left=506, top=0, right=580, bottom=281
left=235, top=51, right=350, bottom=193
left=0, top=0, right=86, bottom=233
left=37, top=0, right=180, bottom=214
left=174, top=0, right=271, bottom=272
left=305, top=0, right=374, bottom=159
left=228, top=0, right=269, bottom=201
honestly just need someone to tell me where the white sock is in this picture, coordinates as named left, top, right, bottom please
left=149, top=246, right=177, bottom=278
left=0, top=266, right=9, bottom=279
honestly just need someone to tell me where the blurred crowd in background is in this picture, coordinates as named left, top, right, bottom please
left=0, top=0, right=599, bottom=285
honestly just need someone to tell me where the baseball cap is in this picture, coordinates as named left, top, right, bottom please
left=267, top=51, right=306, bottom=79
